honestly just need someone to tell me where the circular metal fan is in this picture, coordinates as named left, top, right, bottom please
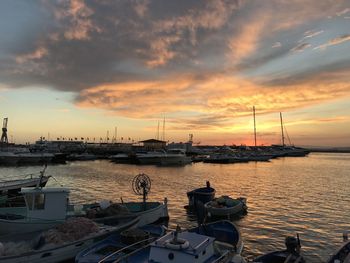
left=132, top=173, right=151, bottom=198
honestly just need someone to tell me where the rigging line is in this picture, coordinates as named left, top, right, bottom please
left=283, top=124, right=293, bottom=146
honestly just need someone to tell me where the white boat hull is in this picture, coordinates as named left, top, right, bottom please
left=0, top=176, right=50, bottom=191
left=204, top=198, right=247, bottom=217
left=92, top=201, right=169, bottom=227
left=0, top=200, right=168, bottom=235
left=134, top=201, right=168, bottom=226
left=160, top=156, right=192, bottom=166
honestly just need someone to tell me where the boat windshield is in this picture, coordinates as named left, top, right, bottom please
left=26, top=193, right=46, bottom=210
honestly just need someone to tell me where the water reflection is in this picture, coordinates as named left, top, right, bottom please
left=0, top=153, right=349, bottom=262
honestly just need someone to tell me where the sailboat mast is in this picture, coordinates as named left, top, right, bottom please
left=253, top=106, right=257, bottom=147
left=157, top=121, right=160, bottom=140
left=280, top=112, right=285, bottom=146
left=162, top=117, right=165, bottom=141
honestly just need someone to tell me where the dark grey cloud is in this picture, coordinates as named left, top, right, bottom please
left=0, top=0, right=241, bottom=92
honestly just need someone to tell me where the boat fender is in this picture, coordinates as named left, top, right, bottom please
left=99, top=200, right=111, bottom=209
left=164, top=238, right=190, bottom=250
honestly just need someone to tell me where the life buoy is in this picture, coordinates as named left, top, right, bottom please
left=164, top=238, right=190, bottom=250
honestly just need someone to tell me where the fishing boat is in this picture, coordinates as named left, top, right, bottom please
left=0, top=216, right=139, bottom=263
left=204, top=196, right=247, bottom=218
left=253, top=235, right=305, bottom=263
left=0, top=174, right=168, bottom=235
left=75, top=224, right=167, bottom=263
left=327, top=232, right=350, bottom=263
left=0, top=168, right=50, bottom=207
left=187, top=181, right=216, bottom=209
left=96, top=220, right=245, bottom=263
left=0, top=175, right=50, bottom=193
left=0, top=187, right=72, bottom=235
left=83, top=173, right=168, bottom=227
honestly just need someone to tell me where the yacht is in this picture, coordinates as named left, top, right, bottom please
left=160, top=149, right=192, bottom=166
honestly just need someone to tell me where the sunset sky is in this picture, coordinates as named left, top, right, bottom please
left=0, top=0, right=349, bottom=146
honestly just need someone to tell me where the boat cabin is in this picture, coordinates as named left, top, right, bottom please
left=149, top=232, right=216, bottom=263
left=21, top=187, right=69, bottom=220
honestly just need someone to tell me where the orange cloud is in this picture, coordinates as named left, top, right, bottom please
left=228, top=15, right=268, bottom=62
left=76, top=71, right=350, bottom=133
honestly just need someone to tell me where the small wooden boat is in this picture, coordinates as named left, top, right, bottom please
left=204, top=196, right=247, bottom=218
left=0, top=216, right=139, bottom=263
left=97, top=220, right=245, bottom=263
left=327, top=233, right=350, bottom=263
left=253, top=235, right=305, bottom=263
left=75, top=224, right=167, bottom=263
left=187, top=181, right=216, bottom=208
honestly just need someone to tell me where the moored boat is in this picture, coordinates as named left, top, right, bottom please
left=187, top=181, right=216, bottom=209
left=204, top=195, right=247, bottom=218
left=75, top=224, right=167, bottom=263
left=136, top=151, right=166, bottom=165
left=97, top=220, right=245, bottom=263
left=0, top=216, right=139, bottom=263
left=0, top=173, right=168, bottom=234
left=0, top=152, right=21, bottom=166
left=160, top=149, right=192, bottom=166
left=67, top=152, right=98, bottom=161
left=0, top=169, right=50, bottom=207
left=327, top=232, right=350, bottom=263
left=253, top=235, right=305, bottom=263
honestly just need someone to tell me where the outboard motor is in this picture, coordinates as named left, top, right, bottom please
left=285, top=236, right=298, bottom=253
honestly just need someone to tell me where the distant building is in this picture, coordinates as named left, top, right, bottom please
left=139, top=139, right=166, bottom=150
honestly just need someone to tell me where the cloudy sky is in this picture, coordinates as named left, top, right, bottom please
left=0, top=0, right=349, bottom=146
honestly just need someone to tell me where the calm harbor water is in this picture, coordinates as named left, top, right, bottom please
left=0, top=152, right=349, bottom=262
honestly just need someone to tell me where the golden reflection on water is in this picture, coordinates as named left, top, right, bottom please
left=0, top=153, right=349, bottom=262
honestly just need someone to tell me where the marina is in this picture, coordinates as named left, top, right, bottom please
left=1, top=0, right=350, bottom=262
left=0, top=152, right=348, bottom=262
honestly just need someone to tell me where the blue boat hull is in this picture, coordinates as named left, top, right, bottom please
left=253, top=250, right=305, bottom=263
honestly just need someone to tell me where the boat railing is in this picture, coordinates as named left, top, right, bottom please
left=210, top=250, right=231, bottom=263
left=98, top=236, right=157, bottom=263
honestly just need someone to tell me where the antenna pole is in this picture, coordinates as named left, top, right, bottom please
left=253, top=106, right=257, bottom=147
left=280, top=112, right=285, bottom=147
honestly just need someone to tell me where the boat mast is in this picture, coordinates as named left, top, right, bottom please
left=253, top=106, right=257, bottom=147
left=157, top=121, right=160, bottom=140
left=280, top=112, right=285, bottom=146
left=162, top=117, right=165, bottom=141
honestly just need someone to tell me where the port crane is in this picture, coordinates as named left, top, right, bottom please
left=1, top=118, right=8, bottom=144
